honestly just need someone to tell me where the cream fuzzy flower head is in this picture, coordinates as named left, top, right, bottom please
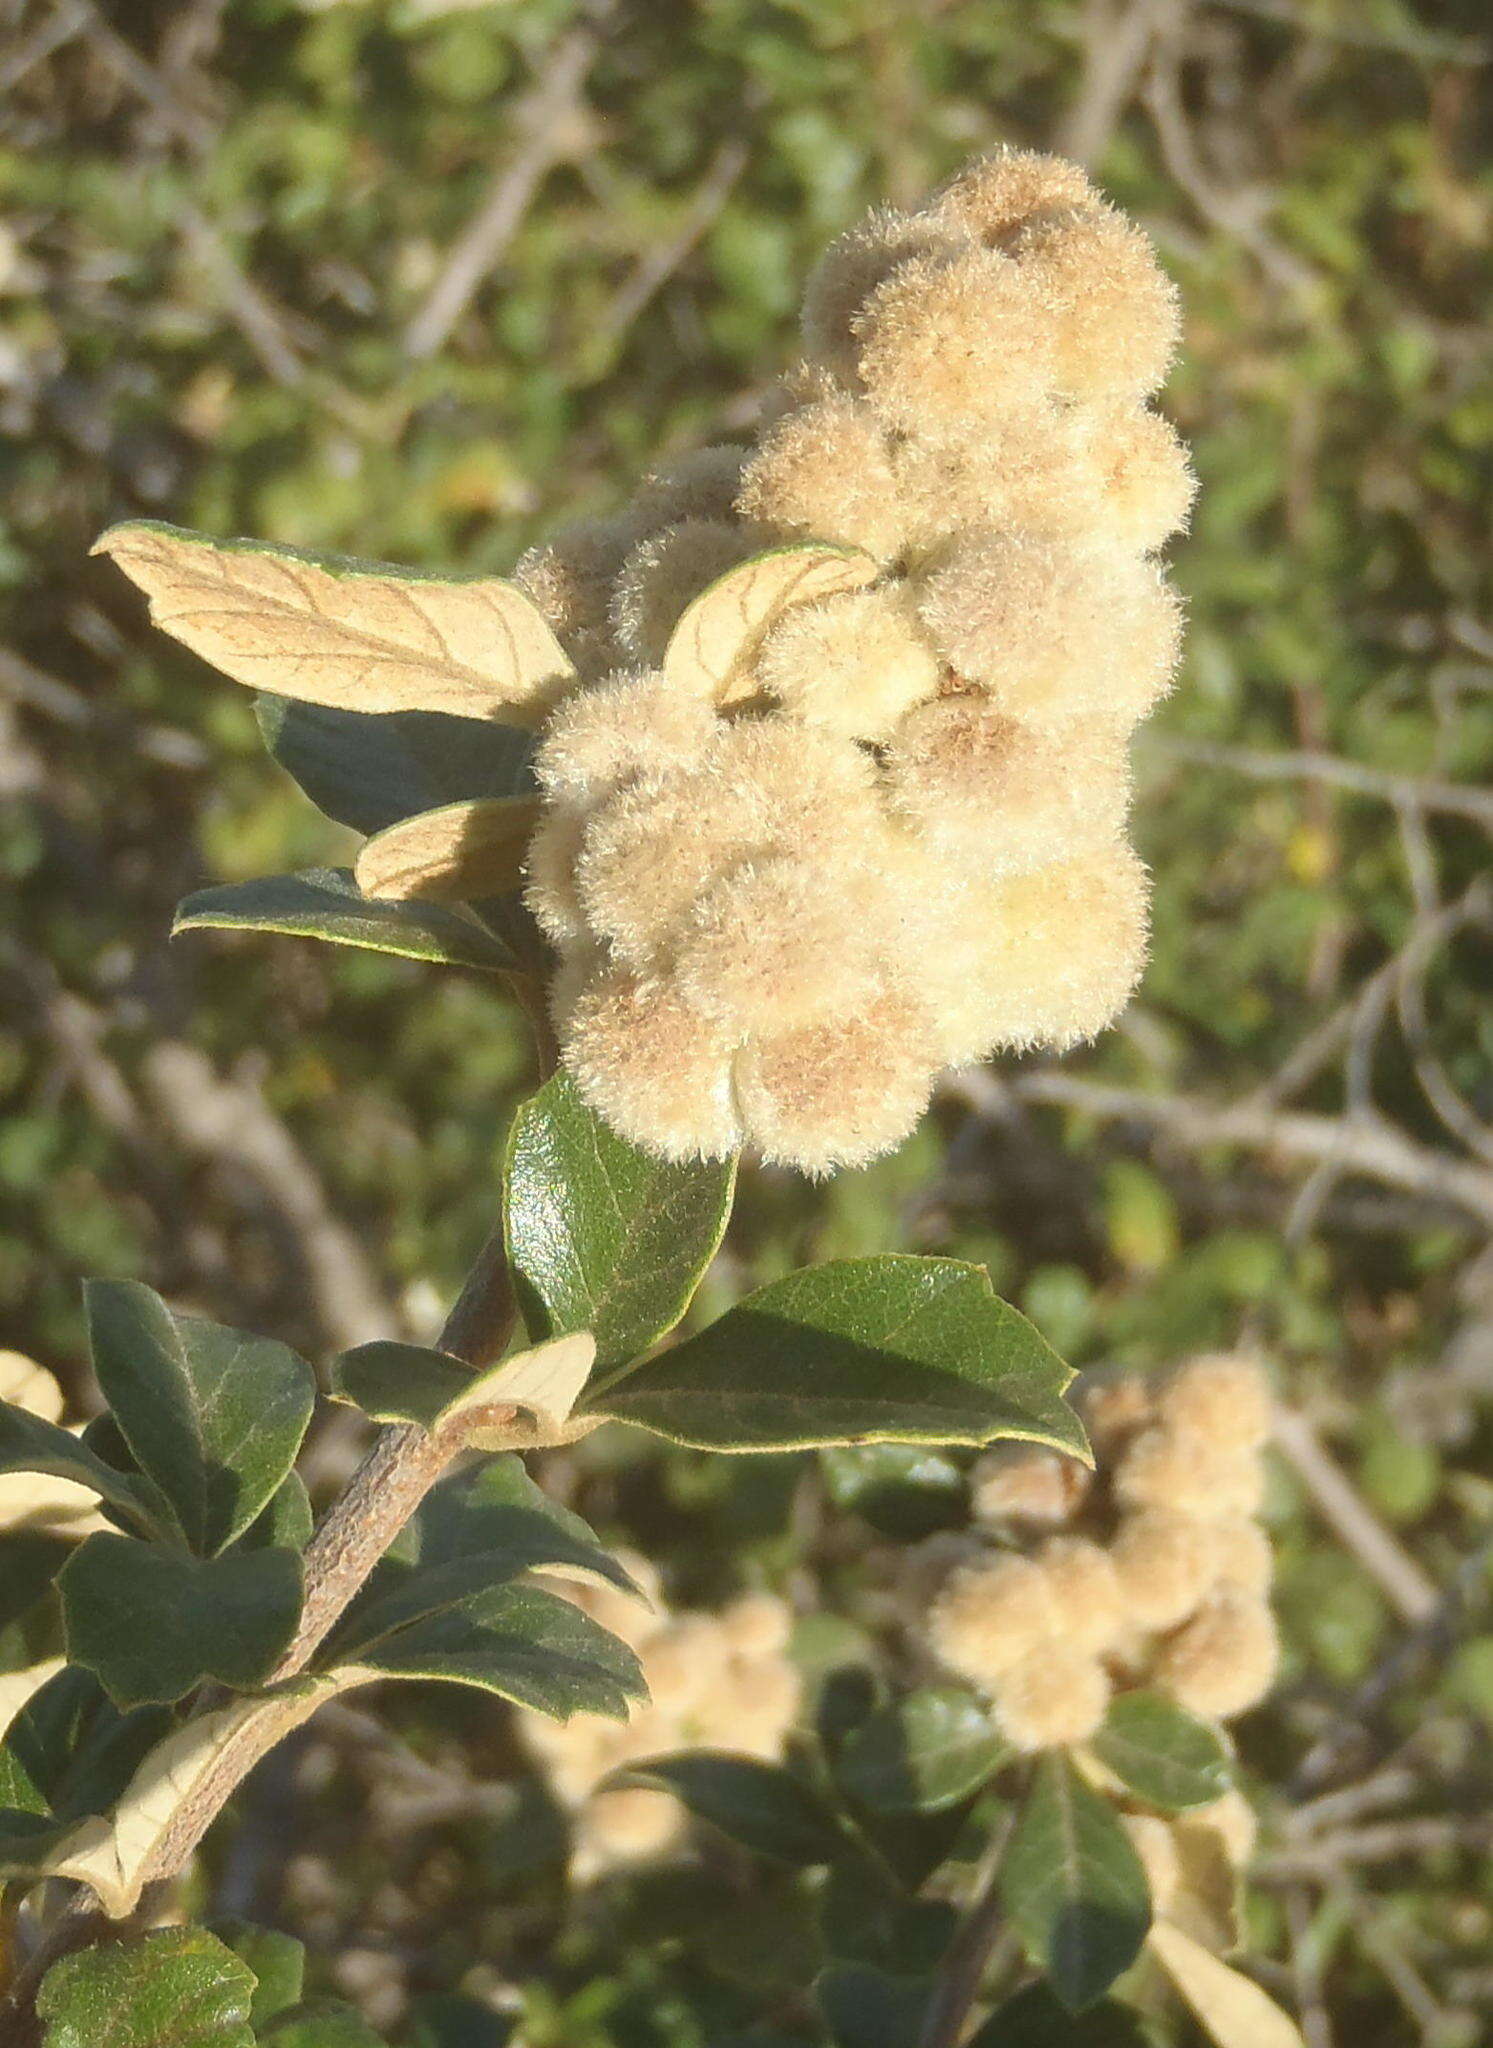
left=513, top=151, right=1187, bottom=1174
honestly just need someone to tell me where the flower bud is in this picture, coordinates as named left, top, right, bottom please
left=991, top=1643, right=1111, bottom=1750
left=1156, top=1591, right=1279, bottom=1721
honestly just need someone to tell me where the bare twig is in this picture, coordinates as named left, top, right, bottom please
left=917, top=1808, right=1017, bottom=2048
left=1271, top=1408, right=1439, bottom=1626
left=1142, top=733, right=1493, bottom=834
left=402, top=21, right=606, bottom=361
left=595, top=136, right=748, bottom=346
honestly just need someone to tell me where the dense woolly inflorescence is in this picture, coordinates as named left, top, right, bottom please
left=516, top=1561, right=800, bottom=1878
left=924, top=1352, right=1277, bottom=1749
left=518, top=148, right=1191, bottom=1172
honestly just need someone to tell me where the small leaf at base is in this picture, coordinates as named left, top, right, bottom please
left=174, top=868, right=517, bottom=972
left=37, top=1927, right=256, bottom=2048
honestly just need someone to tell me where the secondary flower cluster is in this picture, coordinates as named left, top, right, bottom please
left=924, top=1353, right=1277, bottom=1750
left=516, top=1558, right=800, bottom=1877
left=518, top=149, right=1191, bottom=1173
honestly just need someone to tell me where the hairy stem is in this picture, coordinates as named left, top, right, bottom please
left=917, top=1808, right=1017, bottom=2048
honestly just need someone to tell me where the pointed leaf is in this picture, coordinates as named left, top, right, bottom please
left=329, top=1581, right=643, bottom=1720
left=0, top=1403, right=157, bottom=1534
left=505, top=1072, right=737, bottom=1373
left=606, top=1753, right=845, bottom=1865
left=175, top=868, right=517, bottom=972
left=330, top=1333, right=594, bottom=1445
left=1001, top=1754, right=1152, bottom=2012
left=592, top=1257, right=1082, bottom=1454
left=37, top=1927, right=256, bottom=2048
left=83, top=1282, right=315, bottom=1555
left=1091, top=1693, right=1233, bottom=1813
left=354, top=796, right=539, bottom=904
left=206, top=1920, right=305, bottom=2027
left=403, top=1457, right=639, bottom=1596
left=1148, top=1924, right=1307, bottom=2048
left=256, top=694, right=535, bottom=835
left=95, top=522, right=574, bottom=719
left=835, top=1686, right=1011, bottom=1813
left=664, top=543, right=878, bottom=706
left=61, top=1535, right=303, bottom=1707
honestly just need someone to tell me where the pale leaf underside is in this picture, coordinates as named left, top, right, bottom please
left=663, top=542, right=879, bottom=706
left=353, top=795, right=541, bottom=903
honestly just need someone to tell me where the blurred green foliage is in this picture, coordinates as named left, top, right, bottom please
left=3, top=0, right=1493, bottom=2039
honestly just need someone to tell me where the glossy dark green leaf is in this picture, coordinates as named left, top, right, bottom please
left=0, top=1665, right=169, bottom=1825
left=505, top=1072, right=737, bottom=1373
left=593, top=1258, right=1082, bottom=1454
left=818, top=1862, right=958, bottom=1973
left=604, top=1752, right=845, bottom=1865
left=84, top=1281, right=316, bottom=1555
left=174, top=868, right=515, bottom=972
left=815, top=1965, right=934, bottom=2048
left=1091, top=1692, right=1233, bottom=1812
left=61, top=1535, right=303, bottom=1707
left=329, top=1580, right=643, bottom=1720
left=821, top=1442, right=967, bottom=1538
left=396, top=1456, right=639, bottom=1596
left=256, top=693, right=535, bottom=835
left=37, top=1927, right=256, bottom=2048
left=206, top=1921, right=305, bottom=2027
left=257, top=2001, right=387, bottom=2046
left=0, top=1402, right=156, bottom=1534
left=968, top=1982, right=1159, bottom=2045
left=1000, top=1754, right=1152, bottom=2013
left=835, top=1687, right=1011, bottom=1814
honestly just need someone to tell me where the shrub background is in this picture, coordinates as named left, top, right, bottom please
left=3, top=2, right=1492, bottom=2040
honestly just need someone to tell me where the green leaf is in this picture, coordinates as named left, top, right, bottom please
left=257, top=2000, right=387, bottom=2046
left=205, top=1921, right=305, bottom=2027
left=1090, top=1692, right=1233, bottom=1813
left=835, top=1687, right=1011, bottom=1814
left=61, top=1535, right=303, bottom=1707
left=174, top=868, right=516, bottom=973
left=84, top=1281, right=316, bottom=1556
left=391, top=1456, right=639, bottom=1597
left=815, top=1965, right=934, bottom=2048
left=328, top=1580, right=643, bottom=1720
left=818, top=1863, right=958, bottom=1974
left=256, top=694, right=535, bottom=836
left=239, top=1473, right=315, bottom=1553
left=0, top=1531, right=76, bottom=1630
left=821, top=1443, right=967, bottom=1539
left=330, top=1342, right=479, bottom=1428
left=0, top=1666, right=169, bottom=1826
left=37, top=1927, right=256, bottom=2048
left=591, top=1257, right=1082, bottom=1454
left=604, top=1753, right=845, bottom=1865
left=999, top=1754, right=1152, bottom=2013
left=504, top=1072, right=737, bottom=1373
left=968, top=1982, right=1159, bottom=2045
left=404, top=1995, right=516, bottom=2048
left=0, top=1402, right=157, bottom=1534
left=329, top=1332, right=594, bottom=1444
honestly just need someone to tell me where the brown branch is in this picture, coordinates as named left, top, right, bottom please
left=1142, top=733, right=1493, bottom=834
left=1270, top=1408, right=1438, bottom=1626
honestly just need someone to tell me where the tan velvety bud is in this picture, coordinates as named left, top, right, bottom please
left=1158, top=1353, right=1273, bottom=1452
left=801, top=209, right=967, bottom=386
left=857, top=248, right=1056, bottom=430
left=1077, top=1373, right=1155, bottom=1452
left=926, top=148, right=1098, bottom=246
left=729, top=1659, right=803, bottom=1755
left=631, top=445, right=748, bottom=528
left=733, top=982, right=938, bottom=1176
left=735, top=390, right=908, bottom=563
left=1190, top=1788, right=1258, bottom=1869
left=0, top=1351, right=64, bottom=1423
left=1115, top=1425, right=1265, bottom=1521
left=1203, top=1516, right=1273, bottom=1599
left=1012, top=205, right=1180, bottom=401
left=582, top=1786, right=686, bottom=1862
left=515, top=511, right=643, bottom=673
left=916, top=531, right=1182, bottom=727
left=969, top=1445, right=1088, bottom=1528
left=1156, top=1591, right=1280, bottom=1721
left=564, top=966, right=741, bottom=1161
left=611, top=519, right=762, bottom=664
left=575, top=776, right=755, bottom=966
left=675, top=856, right=886, bottom=1033
left=533, top=668, right=717, bottom=804
left=1124, top=1813, right=1181, bottom=1915
left=892, top=403, right=1097, bottom=551
left=524, top=801, right=589, bottom=945
left=721, top=1592, right=793, bottom=1658
left=885, top=694, right=1131, bottom=874
left=1082, top=403, right=1196, bottom=552
left=991, top=1645, right=1111, bottom=1750
left=642, top=1616, right=729, bottom=1714
left=1035, top=1536, right=1126, bottom=1655
left=755, top=584, right=941, bottom=740
left=1110, top=1509, right=1217, bottom=1632
left=928, top=1552, right=1058, bottom=1687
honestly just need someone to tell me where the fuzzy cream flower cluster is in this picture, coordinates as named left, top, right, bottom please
left=517, top=1556, right=800, bottom=1877
left=518, top=149, right=1190, bottom=1173
left=925, top=1353, right=1276, bottom=1751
